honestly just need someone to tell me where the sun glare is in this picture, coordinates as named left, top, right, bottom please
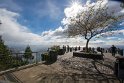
left=66, top=0, right=82, bottom=17
left=69, top=0, right=81, bottom=8
left=63, top=0, right=83, bottom=18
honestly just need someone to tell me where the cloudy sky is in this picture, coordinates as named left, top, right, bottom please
left=0, top=0, right=124, bottom=47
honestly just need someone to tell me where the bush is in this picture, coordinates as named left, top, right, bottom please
left=49, top=50, right=58, bottom=62
left=50, top=45, right=60, bottom=52
left=41, top=53, right=49, bottom=61
left=58, top=49, right=65, bottom=55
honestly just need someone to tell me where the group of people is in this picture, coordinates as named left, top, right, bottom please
left=63, top=45, right=81, bottom=53
left=62, top=45, right=123, bottom=56
left=111, top=45, right=117, bottom=56
left=110, top=45, right=123, bottom=56
left=96, top=45, right=123, bottom=56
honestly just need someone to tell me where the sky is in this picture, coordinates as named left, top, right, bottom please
left=0, top=0, right=124, bottom=48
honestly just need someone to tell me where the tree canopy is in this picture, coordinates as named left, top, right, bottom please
left=0, top=36, right=12, bottom=70
left=24, top=45, right=32, bottom=60
left=63, top=1, right=124, bottom=52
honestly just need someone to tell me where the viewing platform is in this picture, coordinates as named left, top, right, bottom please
left=0, top=52, right=122, bottom=83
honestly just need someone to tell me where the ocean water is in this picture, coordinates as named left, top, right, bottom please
left=29, top=51, right=47, bottom=63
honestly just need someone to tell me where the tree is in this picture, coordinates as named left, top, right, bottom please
left=0, top=36, right=12, bottom=70
left=63, top=1, right=124, bottom=52
left=24, top=45, right=32, bottom=61
left=0, top=37, right=11, bottom=56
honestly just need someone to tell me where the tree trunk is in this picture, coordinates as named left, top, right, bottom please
left=86, top=39, right=90, bottom=52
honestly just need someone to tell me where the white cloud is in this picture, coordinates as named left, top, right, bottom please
left=107, top=1, right=122, bottom=13
left=0, top=8, right=44, bottom=46
left=101, top=29, right=124, bottom=37
left=41, top=27, right=88, bottom=46
left=105, top=40, right=124, bottom=46
left=62, top=0, right=124, bottom=25
left=106, top=37, right=118, bottom=40
left=0, top=8, right=84, bottom=47
left=64, top=1, right=83, bottom=18
left=60, top=0, right=124, bottom=47
left=0, top=0, right=124, bottom=47
left=41, top=26, right=65, bottom=37
left=120, top=22, right=124, bottom=26
left=40, top=0, right=124, bottom=47
left=36, top=0, right=62, bottom=19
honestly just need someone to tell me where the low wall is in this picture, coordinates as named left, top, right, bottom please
left=0, top=62, right=43, bottom=76
left=73, top=52, right=103, bottom=60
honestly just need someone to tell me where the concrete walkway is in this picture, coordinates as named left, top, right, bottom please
left=0, top=52, right=121, bottom=83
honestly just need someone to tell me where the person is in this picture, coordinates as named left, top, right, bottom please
left=63, top=45, right=66, bottom=53
left=111, top=45, right=117, bottom=56
left=78, top=46, right=80, bottom=50
left=67, top=45, right=69, bottom=52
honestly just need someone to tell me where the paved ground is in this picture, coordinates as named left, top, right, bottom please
left=0, top=76, right=4, bottom=80
left=58, top=52, right=73, bottom=59
left=0, top=52, right=121, bottom=83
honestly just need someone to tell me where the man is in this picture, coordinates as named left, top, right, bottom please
left=111, top=45, right=117, bottom=56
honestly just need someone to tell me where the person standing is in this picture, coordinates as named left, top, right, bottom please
left=111, top=45, right=117, bottom=56
left=67, top=45, right=69, bottom=52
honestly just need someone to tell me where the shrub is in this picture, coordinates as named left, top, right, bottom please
left=50, top=45, right=60, bottom=52
left=41, top=53, right=49, bottom=61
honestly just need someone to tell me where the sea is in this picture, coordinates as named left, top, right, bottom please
left=9, top=45, right=49, bottom=64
